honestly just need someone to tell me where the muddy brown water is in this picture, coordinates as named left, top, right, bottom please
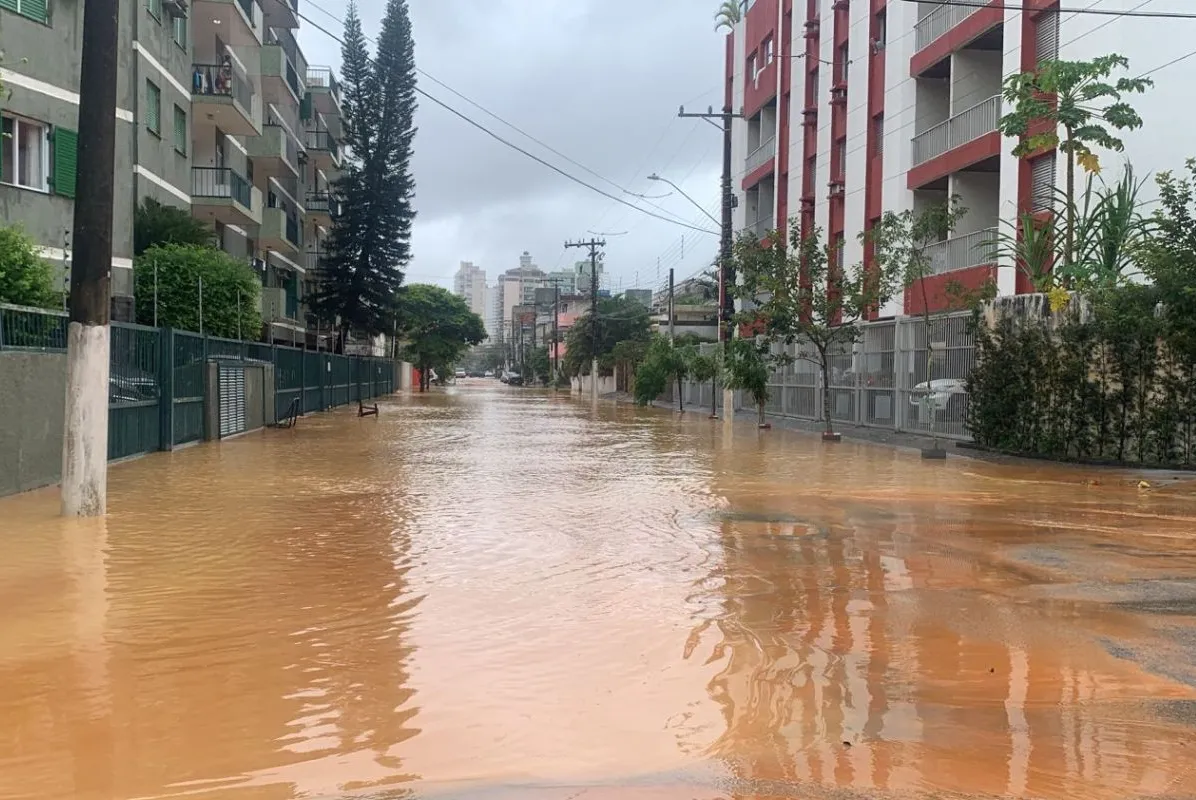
left=4, top=383, right=1196, bottom=800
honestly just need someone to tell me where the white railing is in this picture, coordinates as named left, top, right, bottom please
left=925, top=227, right=998, bottom=275
left=915, top=0, right=984, bottom=51
left=911, top=94, right=1001, bottom=166
left=745, top=137, right=776, bottom=174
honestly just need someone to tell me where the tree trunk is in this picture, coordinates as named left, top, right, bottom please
left=757, top=399, right=765, bottom=427
left=677, top=376, right=684, bottom=412
left=711, top=378, right=717, bottom=417
left=1064, top=131, right=1075, bottom=281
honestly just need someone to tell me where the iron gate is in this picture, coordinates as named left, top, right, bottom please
left=218, top=362, right=247, bottom=438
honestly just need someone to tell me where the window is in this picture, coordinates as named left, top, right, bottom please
left=0, top=0, right=49, bottom=24
left=1, top=114, right=48, bottom=190
left=172, top=13, right=186, bottom=47
left=836, top=137, right=847, bottom=178
left=1030, top=152, right=1056, bottom=211
left=809, top=68, right=819, bottom=105
left=146, top=80, right=161, bottom=135
left=873, top=114, right=884, bottom=156
left=1036, top=6, right=1059, bottom=65
left=764, top=36, right=774, bottom=66
left=873, top=10, right=886, bottom=50
left=173, top=105, right=187, bottom=155
left=838, top=43, right=850, bottom=82
left=748, top=53, right=758, bottom=86
left=145, top=0, right=162, bottom=21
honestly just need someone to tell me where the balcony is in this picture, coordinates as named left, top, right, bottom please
left=261, top=41, right=305, bottom=106
left=191, top=167, right=261, bottom=227
left=924, top=228, right=998, bottom=275
left=261, top=286, right=299, bottom=322
left=911, top=94, right=1001, bottom=167
left=192, top=0, right=262, bottom=46
left=741, top=216, right=773, bottom=242
left=260, top=0, right=297, bottom=28
left=304, top=128, right=342, bottom=172
left=915, top=1, right=984, bottom=51
left=306, top=192, right=339, bottom=226
left=260, top=206, right=302, bottom=255
left=745, top=137, right=776, bottom=177
left=191, top=61, right=261, bottom=137
left=246, top=124, right=300, bottom=178
left=306, top=66, right=343, bottom=119
left=304, top=250, right=324, bottom=273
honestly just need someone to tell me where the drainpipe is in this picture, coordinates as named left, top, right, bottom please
left=773, top=0, right=783, bottom=233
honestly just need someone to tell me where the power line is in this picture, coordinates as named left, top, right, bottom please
left=900, top=0, right=1196, bottom=19
left=297, top=4, right=713, bottom=235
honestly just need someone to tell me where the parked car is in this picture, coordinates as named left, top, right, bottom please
left=909, top=378, right=967, bottom=421
left=455, top=368, right=467, bottom=379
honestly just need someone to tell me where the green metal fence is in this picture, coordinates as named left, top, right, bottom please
left=1, top=304, right=401, bottom=464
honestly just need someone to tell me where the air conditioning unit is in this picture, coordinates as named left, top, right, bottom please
left=828, top=181, right=845, bottom=197
left=164, top=0, right=187, bottom=18
left=830, top=86, right=848, bottom=104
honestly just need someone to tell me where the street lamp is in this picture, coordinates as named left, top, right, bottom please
left=647, top=174, right=720, bottom=228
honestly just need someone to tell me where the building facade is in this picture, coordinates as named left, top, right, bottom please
left=724, top=0, right=1189, bottom=315
left=1, top=0, right=344, bottom=341
left=453, top=260, right=487, bottom=319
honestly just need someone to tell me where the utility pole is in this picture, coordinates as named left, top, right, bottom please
left=565, top=237, right=606, bottom=403
left=62, top=0, right=120, bottom=517
left=552, top=281, right=560, bottom=388
left=679, top=104, right=742, bottom=419
left=668, top=268, right=675, bottom=343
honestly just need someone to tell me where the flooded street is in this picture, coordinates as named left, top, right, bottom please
left=5, top=383, right=1196, bottom=800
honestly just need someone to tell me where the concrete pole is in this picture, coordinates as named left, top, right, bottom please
left=62, top=0, right=119, bottom=517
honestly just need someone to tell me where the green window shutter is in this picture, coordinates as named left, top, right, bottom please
left=17, top=0, right=48, bottom=23
left=146, top=80, right=161, bottom=134
left=299, top=92, right=312, bottom=121
left=0, top=0, right=20, bottom=13
left=173, top=105, right=187, bottom=154
left=51, top=127, right=78, bottom=199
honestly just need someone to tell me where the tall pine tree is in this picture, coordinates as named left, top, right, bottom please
left=313, top=0, right=417, bottom=351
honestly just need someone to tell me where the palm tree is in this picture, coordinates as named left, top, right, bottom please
left=714, top=0, right=741, bottom=31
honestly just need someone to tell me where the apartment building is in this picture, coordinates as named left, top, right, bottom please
left=0, top=0, right=345, bottom=341
left=725, top=0, right=1189, bottom=315
left=453, top=260, right=487, bottom=319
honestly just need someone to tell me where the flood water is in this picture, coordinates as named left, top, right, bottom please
left=4, top=383, right=1196, bottom=800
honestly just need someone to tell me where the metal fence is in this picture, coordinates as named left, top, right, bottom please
left=681, top=312, right=977, bottom=440
left=1, top=304, right=399, bottom=462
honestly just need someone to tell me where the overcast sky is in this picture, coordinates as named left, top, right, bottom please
left=299, top=0, right=728, bottom=296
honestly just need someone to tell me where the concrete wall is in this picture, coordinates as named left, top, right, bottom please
left=0, top=353, right=66, bottom=496
left=950, top=49, right=1002, bottom=112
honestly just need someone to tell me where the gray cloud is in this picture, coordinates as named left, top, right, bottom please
left=299, top=0, right=728, bottom=293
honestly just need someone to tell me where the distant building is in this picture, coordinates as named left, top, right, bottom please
left=573, top=259, right=605, bottom=296
left=453, top=261, right=488, bottom=320
left=622, top=289, right=653, bottom=308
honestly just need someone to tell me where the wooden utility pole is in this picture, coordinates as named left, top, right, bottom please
left=552, top=281, right=560, bottom=388
left=62, top=0, right=120, bottom=516
left=564, top=238, right=605, bottom=402
left=668, top=268, right=675, bottom=343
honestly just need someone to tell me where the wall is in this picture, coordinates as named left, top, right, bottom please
left=572, top=374, right=617, bottom=397
left=950, top=49, right=1001, bottom=112
left=951, top=171, right=1000, bottom=233
left=0, top=353, right=66, bottom=496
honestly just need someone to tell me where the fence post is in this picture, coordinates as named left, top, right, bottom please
left=0, top=307, right=5, bottom=349
left=299, top=348, right=306, bottom=414
left=158, top=327, right=174, bottom=451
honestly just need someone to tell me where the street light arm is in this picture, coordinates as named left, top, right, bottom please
left=647, top=174, right=720, bottom=228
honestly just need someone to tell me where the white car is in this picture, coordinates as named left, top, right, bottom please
left=909, top=378, right=967, bottom=412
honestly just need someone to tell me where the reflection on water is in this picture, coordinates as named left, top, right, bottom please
left=3, top=383, right=1196, bottom=799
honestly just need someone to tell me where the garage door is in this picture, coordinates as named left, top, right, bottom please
left=219, top=363, right=247, bottom=438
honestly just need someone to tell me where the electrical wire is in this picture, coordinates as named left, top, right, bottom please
left=295, top=9, right=718, bottom=236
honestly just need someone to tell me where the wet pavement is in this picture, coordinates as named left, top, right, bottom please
left=3, top=382, right=1196, bottom=800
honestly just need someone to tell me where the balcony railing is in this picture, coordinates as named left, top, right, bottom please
left=304, top=129, right=341, bottom=160
left=925, top=227, right=998, bottom=275
left=192, top=166, right=252, bottom=208
left=305, top=250, right=323, bottom=272
left=192, top=61, right=254, bottom=113
left=306, top=66, right=342, bottom=105
left=911, top=94, right=1001, bottom=166
left=306, top=192, right=340, bottom=217
left=745, top=136, right=777, bottom=174
left=915, top=0, right=983, bottom=51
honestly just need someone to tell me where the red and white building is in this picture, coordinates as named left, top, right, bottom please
left=723, top=0, right=1188, bottom=315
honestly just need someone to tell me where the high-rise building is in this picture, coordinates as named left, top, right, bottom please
left=723, top=0, right=1184, bottom=316
left=573, top=259, right=605, bottom=296
left=1, top=0, right=344, bottom=343
left=498, top=252, right=545, bottom=335
left=453, top=261, right=487, bottom=318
